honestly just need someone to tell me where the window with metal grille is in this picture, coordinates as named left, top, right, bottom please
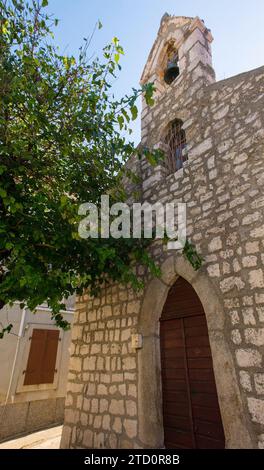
left=165, top=119, right=188, bottom=173
left=24, top=329, right=59, bottom=385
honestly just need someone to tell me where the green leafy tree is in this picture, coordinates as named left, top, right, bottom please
left=0, top=0, right=159, bottom=333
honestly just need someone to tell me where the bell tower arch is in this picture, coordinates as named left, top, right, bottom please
left=140, top=15, right=215, bottom=98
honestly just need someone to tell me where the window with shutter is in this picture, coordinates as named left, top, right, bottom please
left=24, top=329, right=59, bottom=385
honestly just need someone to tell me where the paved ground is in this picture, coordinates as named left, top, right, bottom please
left=0, top=425, right=63, bottom=449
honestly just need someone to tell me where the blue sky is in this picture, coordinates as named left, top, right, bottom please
left=48, top=0, right=264, bottom=144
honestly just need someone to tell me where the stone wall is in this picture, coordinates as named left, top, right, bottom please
left=0, top=398, right=64, bottom=442
left=61, top=16, right=264, bottom=449
left=61, top=283, right=144, bottom=448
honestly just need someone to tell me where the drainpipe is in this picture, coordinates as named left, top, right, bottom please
left=4, top=306, right=27, bottom=407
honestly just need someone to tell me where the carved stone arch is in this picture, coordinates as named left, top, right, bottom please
left=161, top=39, right=178, bottom=67
left=141, top=35, right=182, bottom=88
left=140, top=16, right=194, bottom=86
left=155, top=116, right=189, bottom=174
left=137, top=254, right=252, bottom=449
left=154, top=39, right=180, bottom=88
left=157, top=110, right=189, bottom=144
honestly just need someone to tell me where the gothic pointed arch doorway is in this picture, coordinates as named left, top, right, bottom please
left=160, top=276, right=225, bottom=449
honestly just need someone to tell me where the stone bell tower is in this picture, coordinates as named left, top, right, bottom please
left=139, top=15, right=216, bottom=192
left=141, top=14, right=215, bottom=95
left=140, top=15, right=215, bottom=140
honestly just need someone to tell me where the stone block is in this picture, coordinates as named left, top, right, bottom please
left=126, top=400, right=137, bottom=417
left=109, top=399, right=125, bottom=415
left=236, top=349, right=262, bottom=368
left=254, top=374, right=264, bottom=395
left=248, top=398, right=264, bottom=425
left=124, top=419, right=137, bottom=439
left=249, top=270, right=264, bottom=289
left=239, top=371, right=252, bottom=392
left=245, top=329, right=264, bottom=346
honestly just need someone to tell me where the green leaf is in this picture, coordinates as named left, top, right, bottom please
left=5, top=242, right=14, bottom=250
left=121, top=108, right=130, bottom=123
left=147, top=97, right=155, bottom=106
left=117, top=115, right=124, bottom=129
left=98, top=20, right=103, bottom=30
left=112, top=37, right=119, bottom=46
left=0, top=165, right=7, bottom=175
left=0, top=188, right=7, bottom=198
left=42, top=0, right=48, bottom=7
left=0, top=324, right=13, bottom=339
left=142, top=82, right=156, bottom=106
left=183, top=240, right=204, bottom=271
left=130, top=105, right=138, bottom=121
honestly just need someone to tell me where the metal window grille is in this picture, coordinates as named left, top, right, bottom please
left=165, top=119, right=188, bottom=173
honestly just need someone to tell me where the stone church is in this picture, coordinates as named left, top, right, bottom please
left=61, top=15, right=264, bottom=449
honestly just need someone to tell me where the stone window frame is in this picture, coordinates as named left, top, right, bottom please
left=141, top=38, right=183, bottom=100
left=164, top=118, right=188, bottom=174
left=153, top=118, right=189, bottom=178
left=162, top=42, right=180, bottom=85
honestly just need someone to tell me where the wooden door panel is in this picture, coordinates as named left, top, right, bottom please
left=185, top=335, right=210, bottom=347
left=164, top=391, right=189, bottom=404
left=192, top=405, right=223, bottom=423
left=163, top=368, right=186, bottom=380
left=194, top=419, right=225, bottom=440
left=190, top=392, right=220, bottom=408
left=160, top=277, right=225, bottom=449
left=184, top=316, right=207, bottom=327
left=196, top=435, right=224, bottom=449
left=186, top=346, right=212, bottom=358
left=164, top=427, right=193, bottom=448
left=162, top=348, right=185, bottom=359
left=163, top=402, right=191, bottom=418
left=162, top=379, right=187, bottom=392
left=189, top=368, right=215, bottom=382
left=189, top=380, right=217, bottom=394
left=187, top=357, right=214, bottom=369
left=161, top=348, right=185, bottom=359
left=184, top=326, right=208, bottom=337
left=161, top=357, right=185, bottom=368
left=160, top=328, right=183, bottom=339
left=163, top=415, right=192, bottom=432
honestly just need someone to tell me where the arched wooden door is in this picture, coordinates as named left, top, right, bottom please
left=160, top=277, right=225, bottom=449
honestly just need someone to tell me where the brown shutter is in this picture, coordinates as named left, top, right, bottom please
left=24, top=329, right=59, bottom=386
left=24, top=329, right=47, bottom=385
left=40, top=329, right=59, bottom=384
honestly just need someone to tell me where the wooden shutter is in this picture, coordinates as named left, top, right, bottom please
left=40, top=329, right=60, bottom=384
left=24, top=329, right=59, bottom=386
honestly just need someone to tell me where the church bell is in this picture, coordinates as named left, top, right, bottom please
left=164, top=59, right=180, bottom=85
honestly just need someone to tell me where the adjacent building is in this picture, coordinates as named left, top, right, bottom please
left=0, top=300, right=74, bottom=442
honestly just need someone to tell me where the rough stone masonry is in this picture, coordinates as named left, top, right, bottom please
left=61, top=15, right=264, bottom=449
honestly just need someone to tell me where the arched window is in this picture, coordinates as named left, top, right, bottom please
left=165, top=119, right=188, bottom=173
left=163, top=44, right=180, bottom=85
